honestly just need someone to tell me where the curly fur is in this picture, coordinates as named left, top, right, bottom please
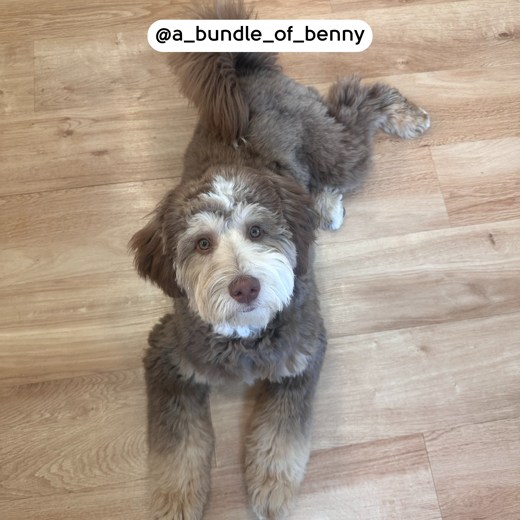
left=129, top=1, right=430, bottom=518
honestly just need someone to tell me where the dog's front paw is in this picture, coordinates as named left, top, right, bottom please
left=246, top=469, right=297, bottom=520
left=245, top=436, right=310, bottom=520
left=315, top=188, right=345, bottom=231
left=151, top=488, right=204, bottom=520
left=149, top=451, right=210, bottom=520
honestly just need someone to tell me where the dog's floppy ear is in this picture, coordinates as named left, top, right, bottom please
left=271, top=174, right=318, bottom=276
left=129, top=197, right=182, bottom=298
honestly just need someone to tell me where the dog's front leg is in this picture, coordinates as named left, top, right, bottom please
left=245, top=368, right=320, bottom=520
left=146, top=358, right=214, bottom=520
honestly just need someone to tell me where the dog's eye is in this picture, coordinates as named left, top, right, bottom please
left=197, top=238, right=211, bottom=252
left=249, top=226, right=263, bottom=239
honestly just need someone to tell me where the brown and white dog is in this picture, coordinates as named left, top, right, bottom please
left=130, top=2, right=430, bottom=519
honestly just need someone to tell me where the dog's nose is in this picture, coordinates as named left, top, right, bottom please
left=228, top=276, right=260, bottom=305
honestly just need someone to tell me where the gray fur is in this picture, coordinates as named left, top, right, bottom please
left=130, top=2, right=430, bottom=518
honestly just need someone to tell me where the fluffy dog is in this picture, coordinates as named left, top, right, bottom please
left=130, top=1, right=430, bottom=519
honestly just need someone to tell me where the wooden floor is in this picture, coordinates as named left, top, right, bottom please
left=1, top=0, right=520, bottom=519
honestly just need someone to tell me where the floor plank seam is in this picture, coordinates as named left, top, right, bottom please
left=427, top=145, right=452, bottom=228
left=0, top=476, right=150, bottom=506
left=421, top=433, right=445, bottom=520
left=327, top=307, right=520, bottom=342
left=0, top=174, right=182, bottom=201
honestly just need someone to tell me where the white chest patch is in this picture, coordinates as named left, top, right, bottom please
left=212, top=322, right=264, bottom=339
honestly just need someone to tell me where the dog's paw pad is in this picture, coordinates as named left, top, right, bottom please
left=315, top=188, right=345, bottom=231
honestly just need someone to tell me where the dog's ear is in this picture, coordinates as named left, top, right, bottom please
left=129, top=197, right=182, bottom=298
left=271, top=175, right=318, bottom=276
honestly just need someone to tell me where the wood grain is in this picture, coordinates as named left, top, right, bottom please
left=251, top=0, right=332, bottom=17
left=280, top=0, right=520, bottom=83
left=0, top=110, right=193, bottom=196
left=2, top=479, right=149, bottom=520
left=0, top=2, right=188, bottom=44
left=0, top=370, right=147, bottom=501
left=316, top=219, right=520, bottom=337
left=33, top=31, right=185, bottom=113
left=0, top=179, right=173, bottom=285
left=425, top=417, right=520, bottom=520
left=211, top=312, right=520, bottom=466
left=0, top=42, right=34, bottom=116
left=0, top=0, right=333, bottom=44
left=331, top=0, right=471, bottom=12
left=325, top=146, right=450, bottom=243
left=206, top=435, right=442, bottom=520
left=431, top=137, right=520, bottom=226
left=0, top=270, right=170, bottom=387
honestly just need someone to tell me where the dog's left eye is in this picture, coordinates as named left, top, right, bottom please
left=249, top=226, right=263, bottom=239
left=197, top=238, right=212, bottom=252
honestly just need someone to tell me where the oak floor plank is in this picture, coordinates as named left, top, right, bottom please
left=249, top=0, right=333, bottom=17
left=0, top=271, right=170, bottom=387
left=0, top=179, right=173, bottom=286
left=313, top=312, right=520, bottom=451
left=316, top=219, right=520, bottom=338
left=33, top=31, right=185, bottom=113
left=2, top=479, right=149, bottom=520
left=0, top=2, right=188, bottom=44
left=337, top=146, right=450, bottom=242
left=206, top=435, right=442, bottom=520
left=0, top=369, right=147, bottom=501
left=425, top=417, right=520, bottom=520
left=0, top=42, right=34, bottom=117
left=431, top=137, right=520, bottom=226
left=0, top=0, right=332, bottom=44
left=0, top=109, right=193, bottom=196
left=331, top=0, right=470, bottom=12
left=280, top=0, right=520, bottom=82
left=211, top=312, right=520, bottom=467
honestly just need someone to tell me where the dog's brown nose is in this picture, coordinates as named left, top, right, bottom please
left=228, top=276, right=260, bottom=305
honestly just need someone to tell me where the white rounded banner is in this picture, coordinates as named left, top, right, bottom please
left=148, top=20, right=372, bottom=52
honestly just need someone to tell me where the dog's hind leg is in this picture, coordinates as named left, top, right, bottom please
left=145, top=340, right=214, bottom=520
left=327, top=74, right=430, bottom=141
left=312, top=75, right=430, bottom=230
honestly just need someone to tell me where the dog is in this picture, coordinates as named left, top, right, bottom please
left=130, top=1, right=430, bottom=518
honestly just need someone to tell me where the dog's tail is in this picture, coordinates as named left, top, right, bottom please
left=169, top=0, right=281, bottom=144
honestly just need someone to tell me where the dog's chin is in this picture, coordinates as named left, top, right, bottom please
left=207, top=305, right=278, bottom=338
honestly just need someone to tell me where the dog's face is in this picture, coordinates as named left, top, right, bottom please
left=130, top=167, right=316, bottom=337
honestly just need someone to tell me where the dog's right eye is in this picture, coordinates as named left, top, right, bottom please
left=197, top=238, right=211, bottom=252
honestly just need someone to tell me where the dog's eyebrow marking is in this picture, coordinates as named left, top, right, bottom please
left=200, top=175, right=236, bottom=211
left=183, top=211, right=224, bottom=239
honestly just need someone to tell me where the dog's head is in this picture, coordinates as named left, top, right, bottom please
left=130, top=167, right=317, bottom=337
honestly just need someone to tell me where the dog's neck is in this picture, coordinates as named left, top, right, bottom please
left=211, top=322, right=266, bottom=339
